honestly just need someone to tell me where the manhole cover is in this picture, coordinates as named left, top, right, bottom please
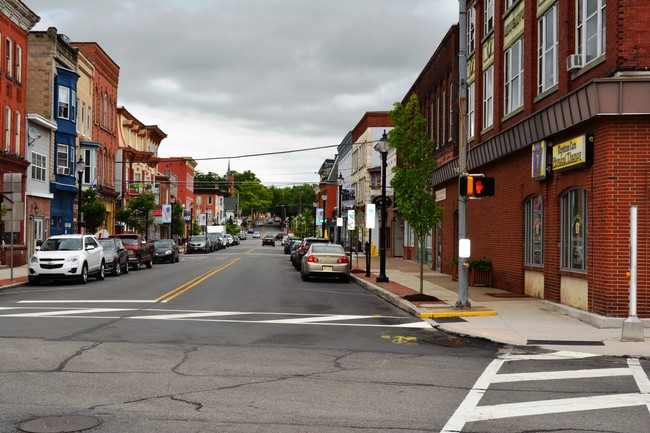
left=20, top=415, right=101, bottom=433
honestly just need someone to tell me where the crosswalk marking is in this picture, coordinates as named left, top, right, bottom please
left=442, top=352, right=650, bottom=432
left=2, top=308, right=133, bottom=317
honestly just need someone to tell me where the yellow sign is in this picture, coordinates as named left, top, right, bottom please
left=552, top=135, right=591, bottom=172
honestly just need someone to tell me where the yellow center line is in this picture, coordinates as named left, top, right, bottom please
left=156, top=257, right=241, bottom=303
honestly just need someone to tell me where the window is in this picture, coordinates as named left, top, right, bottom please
left=31, top=151, right=46, bottom=182
left=504, top=38, right=524, bottom=114
left=15, top=44, right=21, bottom=83
left=485, top=0, right=494, bottom=35
left=483, top=66, right=494, bottom=129
left=436, top=95, right=441, bottom=148
left=58, top=86, right=69, bottom=119
left=71, top=89, right=77, bottom=125
left=577, top=0, right=606, bottom=65
left=83, top=148, right=93, bottom=184
left=80, top=104, right=85, bottom=136
left=103, top=93, right=108, bottom=128
left=538, top=3, right=558, bottom=93
left=87, top=107, right=92, bottom=137
left=208, top=196, right=213, bottom=205
left=560, top=188, right=587, bottom=271
left=467, top=82, right=475, bottom=139
left=467, top=5, right=476, bottom=54
left=525, top=195, right=544, bottom=265
left=449, top=82, right=453, bottom=140
left=4, top=106, right=10, bottom=151
left=57, top=144, right=69, bottom=171
left=5, top=37, right=11, bottom=78
left=442, top=89, right=446, bottom=143
left=505, top=0, right=516, bottom=9
left=14, top=111, right=20, bottom=155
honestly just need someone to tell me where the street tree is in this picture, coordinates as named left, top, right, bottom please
left=389, top=93, right=443, bottom=293
left=81, top=189, right=107, bottom=235
left=115, top=193, right=157, bottom=236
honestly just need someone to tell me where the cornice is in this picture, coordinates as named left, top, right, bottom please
left=0, top=0, right=39, bottom=32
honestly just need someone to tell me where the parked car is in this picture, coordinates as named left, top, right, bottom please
left=247, top=228, right=254, bottom=234
left=292, top=237, right=330, bottom=270
left=28, top=234, right=106, bottom=284
left=289, top=238, right=302, bottom=263
left=238, top=232, right=247, bottom=240
left=224, top=234, right=234, bottom=246
left=284, top=237, right=301, bottom=254
left=252, top=231, right=261, bottom=238
left=187, top=235, right=210, bottom=254
left=262, top=234, right=276, bottom=246
left=207, top=233, right=224, bottom=250
left=110, top=234, right=154, bottom=270
left=153, top=239, right=180, bottom=263
left=229, top=234, right=239, bottom=246
left=300, top=243, right=350, bottom=282
left=98, top=237, right=129, bottom=276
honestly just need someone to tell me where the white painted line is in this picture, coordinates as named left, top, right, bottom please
left=468, top=393, right=650, bottom=422
left=492, top=368, right=632, bottom=383
left=393, top=321, right=432, bottom=329
left=627, top=358, right=650, bottom=412
left=0, top=308, right=133, bottom=317
left=498, top=351, right=600, bottom=361
left=133, top=311, right=248, bottom=320
left=441, top=358, right=504, bottom=433
left=18, top=300, right=156, bottom=304
left=258, top=315, right=375, bottom=324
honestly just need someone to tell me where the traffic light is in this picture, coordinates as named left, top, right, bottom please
left=460, top=175, right=495, bottom=198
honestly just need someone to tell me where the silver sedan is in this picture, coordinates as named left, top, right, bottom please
left=300, top=243, right=350, bottom=283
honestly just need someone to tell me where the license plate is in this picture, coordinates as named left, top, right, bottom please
left=322, top=265, right=333, bottom=272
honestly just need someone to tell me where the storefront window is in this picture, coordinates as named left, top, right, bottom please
left=525, top=195, right=544, bottom=265
left=560, top=188, right=587, bottom=271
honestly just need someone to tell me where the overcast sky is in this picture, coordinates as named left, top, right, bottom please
left=27, top=0, right=458, bottom=186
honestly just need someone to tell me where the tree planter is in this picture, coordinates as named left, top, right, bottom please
left=468, top=267, right=492, bottom=287
left=451, top=265, right=458, bottom=281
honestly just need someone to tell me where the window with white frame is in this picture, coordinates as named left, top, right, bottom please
left=485, top=0, right=494, bottom=35
left=467, top=5, right=476, bottom=54
left=525, top=195, right=544, bottom=265
left=31, top=151, right=46, bottom=182
left=58, top=85, right=69, bottom=119
left=87, top=107, right=92, bottom=137
left=560, top=188, right=587, bottom=271
left=15, top=44, right=21, bottom=83
left=14, top=111, right=20, bottom=155
left=483, top=65, right=494, bottom=129
left=577, top=0, right=606, bottom=65
left=57, top=144, right=69, bottom=171
left=80, top=104, right=85, bottom=136
left=4, top=106, right=10, bottom=151
left=103, top=93, right=108, bottom=128
left=538, top=3, right=558, bottom=93
left=71, top=89, right=76, bottom=123
left=467, top=82, right=475, bottom=139
left=504, top=38, right=524, bottom=115
left=505, top=0, right=515, bottom=10
left=5, top=37, right=11, bottom=78
left=83, top=148, right=94, bottom=184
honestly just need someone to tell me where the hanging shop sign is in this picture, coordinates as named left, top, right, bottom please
left=531, top=140, right=549, bottom=180
left=552, top=134, right=593, bottom=172
left=128, top=182, right=153, bottom=195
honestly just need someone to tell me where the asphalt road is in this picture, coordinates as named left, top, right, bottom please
left=0, top=230, right=648, bottom=432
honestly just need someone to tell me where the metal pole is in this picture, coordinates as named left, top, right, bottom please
left=337, top=185, right=342, bottom=245
left=77, top=175, right=82, bottom=234
left=456, top=0, right=470, bottom=308
left=377, top=150, right=389, bottom=283
left=622, top=205, right=644, bottom=341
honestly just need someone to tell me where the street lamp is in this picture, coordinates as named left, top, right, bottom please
left=76, top=155, right=86, bottom=234
left=374, top=130, right=389, bottom=283
left=337, top=172, right=344, bottom=245
left=170, top=195, right=176, bottom=240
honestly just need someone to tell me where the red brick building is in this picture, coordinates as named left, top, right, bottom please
left=425, top=0, right=650, bottom=318
left=156, top=157, right=197, bottom=237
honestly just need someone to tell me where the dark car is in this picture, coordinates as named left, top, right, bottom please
left=187, top=235, right=210, bottom=254
left=153, top=239, right=180, bottom=263
left=207, top=234, right=224, bottom=250
left=98, top=237, right=129, bottom=276
left=262, top=234, right=276, bottom=246
left=284, top=236, right=301, bottom=254
left=292, top=237, right=330, bottom=270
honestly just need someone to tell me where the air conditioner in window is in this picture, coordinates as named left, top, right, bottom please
left=57, top=166, right=70, bottom=175
left=566, top=54, right=583, bottom=71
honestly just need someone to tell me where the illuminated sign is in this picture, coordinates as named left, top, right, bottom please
left=552, top=134, right=593, bottom=172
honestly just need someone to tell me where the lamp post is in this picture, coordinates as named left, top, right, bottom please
left=374, top=130, right=389, bottom=283
left=312, top=202, right=317, bottom=237
left=190, top=202, right=194, bottom=235
left=76, top=155, right=86, bottom=234
left=170, top=195, right=176, bottom=240
left=337, top=172, right=344, bottom=245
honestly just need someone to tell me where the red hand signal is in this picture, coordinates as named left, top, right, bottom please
left=475, top=180, right=484, bottom=195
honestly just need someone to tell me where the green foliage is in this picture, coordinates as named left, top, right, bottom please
left=468, top=257, right=492, bottom=271
left=291, top=208, right=314, bottom=238
left=115, top=193, right=156, bottom=234
left=171, top=202, right=184, bottom=237
left=81, top=189, right=107, bottom=234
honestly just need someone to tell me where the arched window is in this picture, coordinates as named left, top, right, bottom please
left=560, top=188, right=587, bottom=271
left=524, top=195, right=543, bottom=265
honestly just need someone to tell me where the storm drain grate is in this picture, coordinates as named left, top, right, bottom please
left=527, top=339, right=604, bottom=346
left=20, top=415, right=102, bottom=433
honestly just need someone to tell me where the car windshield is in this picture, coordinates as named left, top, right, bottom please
left=98, top=240, right=116, bottom=251
left=311, top=245, right=344, bottom=254
left=119, top=237, right=139, bottom=246
left=154, top=240, right=172, bottom=247
left=41, top=238, right=82, bottom=251
left=190, top=236, right=206, bottom=242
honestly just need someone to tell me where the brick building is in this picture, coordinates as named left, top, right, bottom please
left=426, top=0, right=650, bottom=318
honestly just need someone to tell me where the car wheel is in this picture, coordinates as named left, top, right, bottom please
left=146, top=258, right=153, bottom=269
left=340, top=275, right=350, bottom=283
left=28, top=276, right=38, bottom=286
left=301, top=272, right=308, bottom=281
left=123, top=260, right=129, bottom=274
left=175, top=253, right=180, bottom=263
left=113, top=259, right=122, bottom=276
left=79, top=263, right=89, bottom=284
left=97, top=260, right=106, bottom=280
left=133, top=259, right=141, bottom=271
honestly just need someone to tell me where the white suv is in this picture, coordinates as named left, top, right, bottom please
left=28, top=234, right=105, bottom=284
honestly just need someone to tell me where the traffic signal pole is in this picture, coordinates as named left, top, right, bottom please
left=457, top=0, right=470, bottom=308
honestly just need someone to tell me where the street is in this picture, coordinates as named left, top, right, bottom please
left=0, top=236, right=648, bottom=432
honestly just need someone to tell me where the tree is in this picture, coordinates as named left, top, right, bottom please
left=81, top=189, right=107, bottom=234
left=115, top=193, right=156, bottom=236
left=171, top=202, right=184, bottom=238
left=389, top=93, right=443, bottom=293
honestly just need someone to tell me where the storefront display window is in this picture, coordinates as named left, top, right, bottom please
left=525, top=195, right=543, bottom=265
left=560, top=188, right=587, bottom=271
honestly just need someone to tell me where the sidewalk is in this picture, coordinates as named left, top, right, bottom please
left=2, top=257, right=648, bottom=358
left=350, top=254, right=650, bottom=358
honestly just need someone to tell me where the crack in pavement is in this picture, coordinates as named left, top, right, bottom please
left=171, top=346, right=200, bottom=376
left=55, top=341, right=102, bottom=372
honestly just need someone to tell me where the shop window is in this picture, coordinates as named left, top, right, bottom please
left=524, top=195, right=544, bottom=265
left=560, top=188, right=587, bottom=271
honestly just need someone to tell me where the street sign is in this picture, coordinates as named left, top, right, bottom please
left=366, top=204, right=376, bottom=229
left=372, top=195, right=392, bottom=209
left=347, top=210, right=355, bottom=230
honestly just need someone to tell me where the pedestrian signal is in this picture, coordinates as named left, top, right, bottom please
left=460, top=175, right=495, bottom=198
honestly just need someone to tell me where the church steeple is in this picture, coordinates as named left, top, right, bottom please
left=227, top=160, right=234, bottom=196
